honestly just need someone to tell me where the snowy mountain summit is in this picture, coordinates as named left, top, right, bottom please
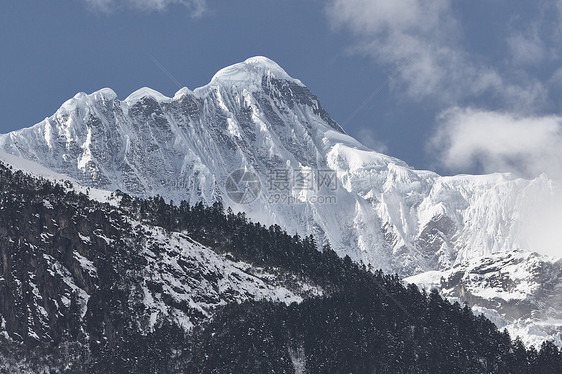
left=210, top=56, right=304, bottom=86
left=1, top=56, right=561, bottom=345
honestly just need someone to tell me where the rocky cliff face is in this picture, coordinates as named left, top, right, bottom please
left=407, top=251, right=562, bottom=347
left=0, top=161, right=317, bottom=353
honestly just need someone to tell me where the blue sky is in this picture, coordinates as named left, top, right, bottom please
left=2, top=0, right=562, bottom=178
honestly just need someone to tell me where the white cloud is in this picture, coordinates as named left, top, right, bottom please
left=431, top=107, right=562, bottom=258
left=82, top=0, right=205, bottom=16
left=327, top=0, right=457, bottom=100
left=327, top=0, right=452, bottom=37
left=430, top=108, right=562, bottom=179
left=507, top=30, right=546, bottom=67
left=326, top=0, right=548, bottom=109
left=353, top=128, right=389, bottom=154
left=516, top=187, right=562, bottom=259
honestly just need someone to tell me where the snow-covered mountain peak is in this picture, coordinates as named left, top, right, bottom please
left=73, top=88, right=118, bottom=102
left=71, top=88, right=117, bottom=101
left=57, top=88, right=118, bottom=114
left=93, top=87, right=118, bottom=99
left=0, top=57, right=559, bottom=276
left=173, top=86, right=195, bottom=99
left=208, top=55, right=304, bottom=87
left=124, top=86, right=172, bottom=104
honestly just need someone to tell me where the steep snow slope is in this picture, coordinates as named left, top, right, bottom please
left=1, top=56, right=559, bottom=277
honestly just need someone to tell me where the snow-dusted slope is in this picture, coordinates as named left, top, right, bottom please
left=407, top=251, right=562, bottom=347
left=0, top=56, right=560, bottom=277
left=0, top=188, right=319, bottom=343
left=98, top=221, right=318, bottom=331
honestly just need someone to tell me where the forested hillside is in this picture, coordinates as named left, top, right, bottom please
left=0, top=162, right=560, bottom=373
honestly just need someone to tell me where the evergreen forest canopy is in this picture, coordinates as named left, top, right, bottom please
left=0, top=161, right=560, bottom=373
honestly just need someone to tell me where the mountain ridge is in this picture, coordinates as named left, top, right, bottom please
left=0, top=56, right=560, bottom=346
left=0, top=57, right=557, bottom=272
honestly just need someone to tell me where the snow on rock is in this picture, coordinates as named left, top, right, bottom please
left=0, top=150, right=118, bottom=206
left=121, top=221, right=321, bottom=331
left=406, top=250, right=562, bottom=347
